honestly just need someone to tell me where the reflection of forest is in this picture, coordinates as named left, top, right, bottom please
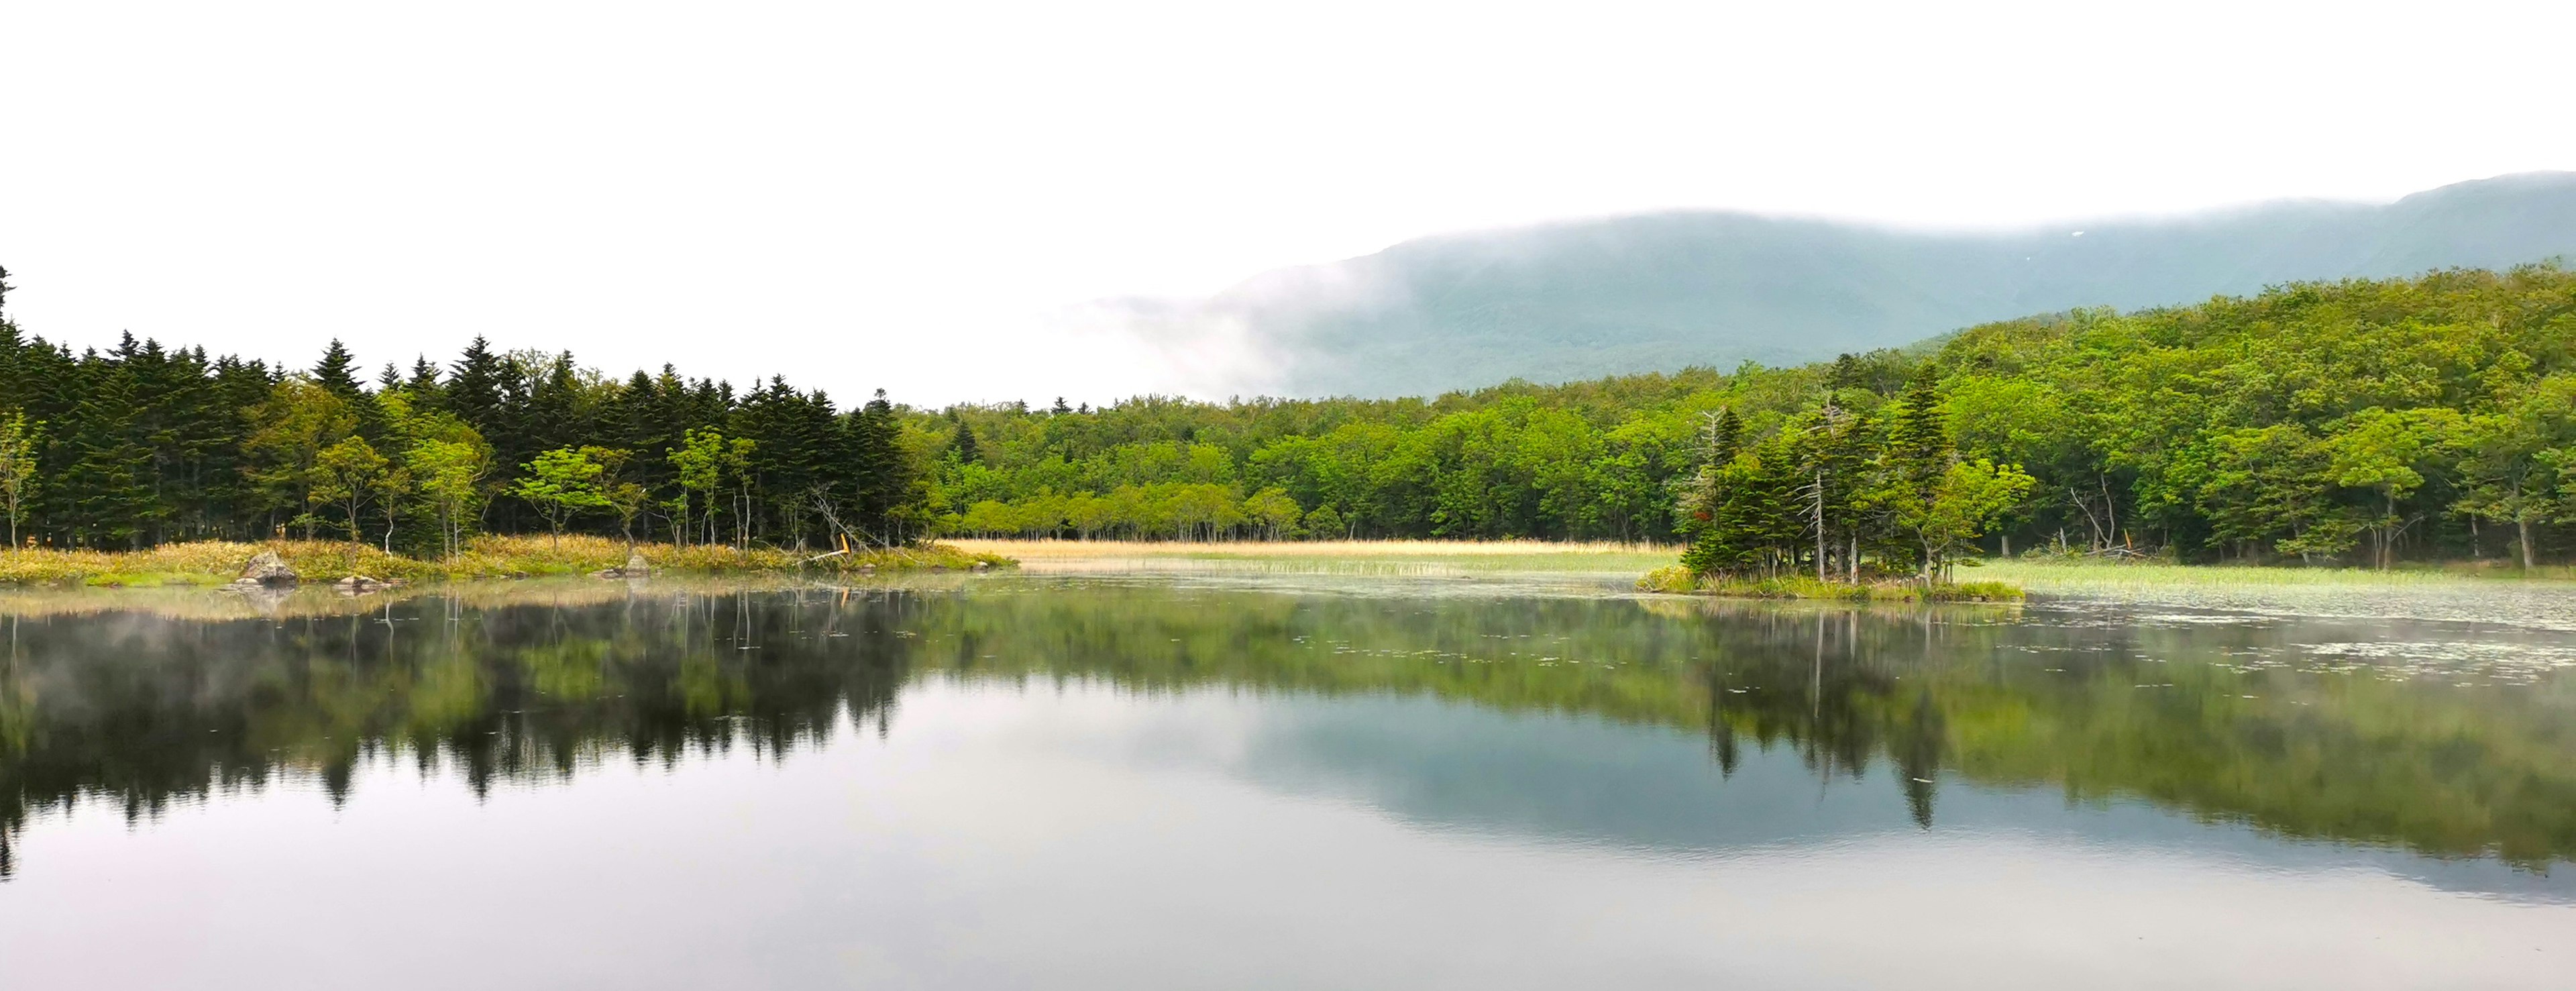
left=3, top=584, right=2572, bottom=879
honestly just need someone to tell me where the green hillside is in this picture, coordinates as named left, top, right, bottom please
left=932, top=264, right=2576, bottom=566
left=1208, top=172, right=2576, bottom=397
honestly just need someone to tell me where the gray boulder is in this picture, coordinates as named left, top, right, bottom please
left=238, top=550, right=298, bottom=585
left=595, top=550, right=651, bottom=579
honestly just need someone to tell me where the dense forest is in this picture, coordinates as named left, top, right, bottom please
left=928, top=264, right=2576, bottom=568
left=0, top=268, right=918, bottom=554
left=0, top=262, right=2571, bottom=566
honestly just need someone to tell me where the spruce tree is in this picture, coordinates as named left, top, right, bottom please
left=445, top=337, right=506, bottom=437
left=313, top=340, right=364, bottom=399
left=405, top=356, right=445, bottom=405
left=59, top=354, right=153, bottom=547
left=849, top=390, right=910, bottom=543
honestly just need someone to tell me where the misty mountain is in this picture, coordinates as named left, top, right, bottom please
left=1203, top=172, right=2576, bottom=397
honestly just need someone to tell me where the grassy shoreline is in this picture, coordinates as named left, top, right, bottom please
left=0, top=535, right=1012, bottom=587
left=1635, top=564, right=2023, bottom=601
left=950, top=537, right=1678, bottom=576
left=957, top=539, right=2576, bottom=582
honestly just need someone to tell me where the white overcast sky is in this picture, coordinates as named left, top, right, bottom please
left=3, top=1, right=2570, bottom=406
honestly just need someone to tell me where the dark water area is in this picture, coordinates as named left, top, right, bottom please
left=1, top=577, right=2571, bottom=988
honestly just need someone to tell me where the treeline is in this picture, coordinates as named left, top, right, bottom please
left=922, top=264, right=2576, bottom=566
left=4, top=262, right=2574, bottom=565
left=0, top=284, right=922, bottom=553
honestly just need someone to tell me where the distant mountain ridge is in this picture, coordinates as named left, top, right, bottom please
left=1202, top=172, right=2576, bottom=397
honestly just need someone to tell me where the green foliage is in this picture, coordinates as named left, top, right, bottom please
left=510, top=447, right=616, bottom=543
left=244, top=378, right=360, bottom=539
left=0, top=412, right=38, bottom=546
left=861, top=262, right=2538, bottom=570
left=406, top=437, right=491, bottom=559
left=4, top=265, right=2576, bottom=568
left=311, top=435, right=390, bottom=539
left=1930, top=264, right=2576, bottom=567
left=0, top=318, right=926, bottom=556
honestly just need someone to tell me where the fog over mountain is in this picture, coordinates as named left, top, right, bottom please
left=1168, top=172, right=2576, bottom=398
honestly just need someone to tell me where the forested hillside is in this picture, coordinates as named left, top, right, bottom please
left=932, top=264, right=2576, bottom=567
left=1203, top=172, right=2576, bottom=396
left=0, top=264, right=2571, bottom=567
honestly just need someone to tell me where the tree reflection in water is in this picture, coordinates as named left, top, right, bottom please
left=2, top=581, right=2571, bottom=878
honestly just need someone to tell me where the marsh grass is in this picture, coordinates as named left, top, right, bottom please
left=0, top=536, right=1010, bottom=587
left=1635, top=564, right=2023, bottom=602
left=0, top=541, right=436, bottom=586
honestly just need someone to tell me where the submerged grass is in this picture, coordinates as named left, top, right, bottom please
left=1636, top=564, right=2023, bottom=602
left=0, top=535, right=1011, bottom=587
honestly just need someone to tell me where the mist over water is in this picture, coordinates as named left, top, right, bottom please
left=1, top=576, right=2570, bottom=988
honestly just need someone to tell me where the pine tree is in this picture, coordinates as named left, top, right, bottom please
left=312, top=339, right=388, bottom=441
left=446, top=337, right=506, bottom=437
left=313, top=340, right=364, bottom=399
left=405, top=356, right=445, bottom=405
left=1887, top=368, right=1950, bottom=485
left=58, top=354, right=154, bottom=547
left=849, top=390, right=912, bottom=543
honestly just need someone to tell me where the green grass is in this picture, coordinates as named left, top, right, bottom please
left=1636, top=565, right=2023, bottom=601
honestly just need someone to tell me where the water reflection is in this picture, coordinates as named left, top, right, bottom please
left=3, top=578, right=2571, bottom=889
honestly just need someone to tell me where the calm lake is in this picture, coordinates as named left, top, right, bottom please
left=2, top=570, right=2571, bottom=989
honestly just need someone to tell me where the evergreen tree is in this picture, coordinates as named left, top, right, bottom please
left=404, top=356, right=445, bottom=406
left=313, top=340, right=364, bottom=399
left=445, top=336, right=506, bottom=437
left=57, top=353, right=154, bottom=547
left=849, top=390, right=912, bottom=544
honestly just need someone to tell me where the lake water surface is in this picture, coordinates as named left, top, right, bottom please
left=3, top=573, right=2571, bottom=988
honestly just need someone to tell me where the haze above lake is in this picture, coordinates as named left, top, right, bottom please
left=3, top=569, right=2569, bottom=989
